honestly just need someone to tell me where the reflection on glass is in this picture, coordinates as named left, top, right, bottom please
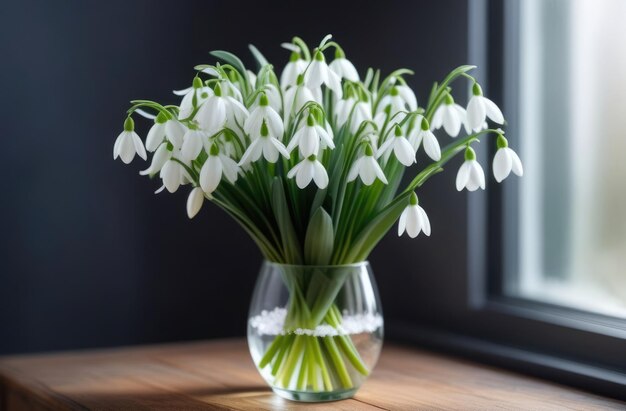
left=508, top=0, right=626, bottom=317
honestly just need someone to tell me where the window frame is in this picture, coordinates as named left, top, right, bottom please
left=388, top=0, right=626, bottom=400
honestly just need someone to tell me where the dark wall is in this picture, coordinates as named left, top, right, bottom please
left=0, top=0, right=469, bottom=354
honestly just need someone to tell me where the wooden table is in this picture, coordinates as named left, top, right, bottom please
left=0, top=339, right=623, bottom=410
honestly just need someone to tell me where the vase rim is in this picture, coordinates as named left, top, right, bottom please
left=262, top=260, right=370, bottom=269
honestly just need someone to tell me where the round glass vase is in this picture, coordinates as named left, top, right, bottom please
left=247, top=261, right=383, bottom=402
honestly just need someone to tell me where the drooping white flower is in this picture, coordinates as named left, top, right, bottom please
left=408, top=117, right=441, bottom=161
left=347, top=145, right=388, bottom=185
left=160, top=158, right=190, bottom=193
left=432, top=95, right=467, bottom=137
left=287, top=155, right=329, bottom=189
left=199, top=143, right=239, bottom=194
left=456, top=147, right=486, bottom=191
left=329, top=49, right=359, bottom=82
left=377, top=125, right=416, bottom=166
left=466, top=83, right=504, bottom=132
left=492, top=135, right=523, bottom=182
left=254, top=84, right=282, bottom=113
left=305, top=50, right=343, bottom=97
left=144, top=112, right=168, bottom=152
left=283, top=78, right=322, bottom=119
left=180, top=128, right=208, bottom=161
left=175, top=77, right=213, bottom=120
left=195, top=83, right=248, bottom=133
left=239, top=120, right=290, bottom=165
left=286, top=114, right=335, bottom=157
left=113, top=117, right=147, bottom=164
left=281, top=52, right=308, bottom=88
left=244, top=93, right=284, bottom=140
left=139, top=142, right=171, bottom=176
left=377, top=85, right=417, bottom=116
left=186, top=187, right=205, bottom=219
left=398, top=193, right=431, bottom=238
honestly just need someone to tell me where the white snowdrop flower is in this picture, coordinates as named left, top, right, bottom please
left=398, top=193, right=431, bottom=238
left=287, top=155, right=329, bottom=189
left=245, top=93, right=284, bottom=140
left=113, top=117, right=147, bottom=164
left=432, top=94, right=467, bottom=137
left=239, top=120, right=290, bottom=165
left=180, top=128, right=207, bottom=161
left=164, top=119, right=187, bottom=150
left=334, top=96, right=356, bottom=128
left=377, top=125, right=416, bottom=167
left=283, top=77, right=322, bottom=119
left=466, top=83, right=504, bottom=132
left=492, top=135, right=523, bottom=182
left=280, top=52, right=308, bottom=88
left=254, top=84, right=282, bottom=113
left=349, top=101, right=373, bottom=133
left=160, top=158, right=189, bottom=193
left=145, top=112, right=169, bottom=152
left=195, top=83, right=249, bottom=133
left=329, top=49, right=359, bottom=82
left=305, top=50, right=343, bottom=97
left=377, top=85, right=416, bottom=117
left=139, top=142, right=172, bottom=176
left=286, top=114, right=335, bottom=157
left=347, top=144, right=388, bottom=185
left=199, top=143, right=239, bottom=194
left=176, top=77, right=213, bottom=120
left=186, top=187, right=205, bottom=219
left=456, top=147, right=486, bottom=191
left=408, top=117, right=441, bottom=161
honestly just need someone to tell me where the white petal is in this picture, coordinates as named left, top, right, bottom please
left=173, top=87, right=193, bottom=96
left=186, top=187, right=205, bottom=218
left=145, top=123, right=165, bottom=152
left=417, top=205, right=431, bottom=236
left=347, top=158, right=362, bottom=182
left=456, top=161, right=471, bottom=191
left=165, top=120, right=186, bottom=150
left=266, top=108, right=285, bottom=138
left=113, top=132, right=123, bottom=160
left=160, top=160, right=181, bottom=193
left=406, top=206, right=420, bottom=238
left=299, top=126, right=319, bottom=157
left=326, top=69, right=343, bottom=98
left=423, top=132, right=441, bottom=161
left=397, top=85, right=417, bottom=111
left=466, top=96, right=486, bottom=131
left=394, top=138, right=416, bottom=166
left=140, top=143, right=170, bottom=175
left=181, top=130, right=204, bottom=161
left=178, top=91, right=195, bottom=120
left=398, top=208, right=408, bottom=236
left=442, top=106, right=462, bottom=137
left=296, top=161, right=314, bottom=188
left=262, top=139, right=279, bottom=162
left=509, top=148, right=524, bottom=177
left=316, top=125, right=335, bottom=149
left=239, top=138, right=262, bottom=165
left=484, top=97, right=504, bottom=124
left=287, top=161, right=303, bottom=179
left=471, top=161, right=486, bottom=190
left=131, top=132, right=147, bottom=161
left=431, top=106, right=445, bottom=129
left=220, top=155, right=239, bottom=183
left=376, top=137, right=394, bottom=159
left=119, top=133, right=136, bottom=164
left=200, top=155, right=222, bottom=193
left=271, top=137, right=291, bottom=159
left=312, top=161, right=329, bottom=189
left=493, top=148, right=512, bottom=183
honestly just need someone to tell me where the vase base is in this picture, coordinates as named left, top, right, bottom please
left=271, top=387, right=357, bottom=402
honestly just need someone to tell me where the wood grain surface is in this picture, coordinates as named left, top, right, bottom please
left=0, top=339, right=623, bottom=410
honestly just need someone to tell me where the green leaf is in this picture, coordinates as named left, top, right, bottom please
left=304, top=208, right=334, bottom=265
left=271, top=178, right=303, bottom=264
left=248, top=44, right=269, bottom=69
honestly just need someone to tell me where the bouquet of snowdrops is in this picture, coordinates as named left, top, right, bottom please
left=113, top=34, right=522, bottom=393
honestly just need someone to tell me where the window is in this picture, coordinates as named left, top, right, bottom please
left=505, top=0, right=626, bottom=319
left=391, top=0, right=626, bottom=401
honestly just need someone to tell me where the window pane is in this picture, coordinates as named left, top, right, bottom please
left=506, top=0, right=626, bottom=318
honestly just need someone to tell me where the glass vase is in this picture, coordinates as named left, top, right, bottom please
left=247, top=261, right=383, bottom=402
